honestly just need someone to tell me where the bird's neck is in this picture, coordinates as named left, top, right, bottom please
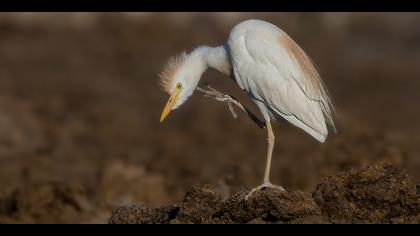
left=189, top=45, right=233, bottom=79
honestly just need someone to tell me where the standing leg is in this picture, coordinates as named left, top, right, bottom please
left=263, top=120, right=275, bottom=184
left=245, top=117, right=285, bottom=200
left=195, top=86, right=285, bottom=200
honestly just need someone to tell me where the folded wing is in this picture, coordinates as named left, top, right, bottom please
left=230, top=21, right=336, bottom=142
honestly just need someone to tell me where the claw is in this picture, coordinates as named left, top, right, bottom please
left=245, top=183, right=285, bottom=201
left=196, top=85, right=265, bottom=129
left=196, top=86, right=238, bottom=117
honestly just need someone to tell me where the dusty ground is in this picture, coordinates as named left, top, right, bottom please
left=108, top=164, right=420, bottom=224
left=0, top=13, right=420, bottom=223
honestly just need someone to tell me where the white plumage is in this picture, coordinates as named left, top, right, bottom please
left=159, top=19, right=336, bottom=197
left=228, top=19, right=335, bottom=142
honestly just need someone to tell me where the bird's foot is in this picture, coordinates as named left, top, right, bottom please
left=196, top=85, right=238, bottom=118
left=196, top=85, right=232, bottom=102
left=245, top=182, right=285, bottom=201
left=196, top=85, right=266, bottom=129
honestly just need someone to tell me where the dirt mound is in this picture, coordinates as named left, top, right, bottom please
left=313, top=165, right=420, bottom=223
left=108, top=164, right=420, bottom=224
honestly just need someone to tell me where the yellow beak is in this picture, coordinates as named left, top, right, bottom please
left=160, top=86, right=182, bottom=122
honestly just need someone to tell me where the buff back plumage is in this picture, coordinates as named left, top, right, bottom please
left=279, top=33, right=336, bottom=132
left=228, top=19, right=336, bottom=141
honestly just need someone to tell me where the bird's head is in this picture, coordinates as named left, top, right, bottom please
left=159, top=51, right=205, bottom=122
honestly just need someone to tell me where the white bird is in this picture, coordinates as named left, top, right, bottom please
left=159, top=19, right=336, bottom=198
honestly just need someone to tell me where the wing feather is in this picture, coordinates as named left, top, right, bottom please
left=228, top=20, right=336, bottom=142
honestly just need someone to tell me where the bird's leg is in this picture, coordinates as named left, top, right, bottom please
left=196, top=85, right=237, bottom=116
left=196, top=85, right=266, bottom=129
left=245, top=121, right=285, bottom=200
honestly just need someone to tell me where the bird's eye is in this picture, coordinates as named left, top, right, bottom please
left=176, top=83, right=182, bottom=89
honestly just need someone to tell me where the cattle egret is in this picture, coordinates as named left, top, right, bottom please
left=159, top=19, right=336, bottom=199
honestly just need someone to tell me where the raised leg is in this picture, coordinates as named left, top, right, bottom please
left=196, top=85, right=265, bottom=129
left=245, top=120, right=285, bottom=200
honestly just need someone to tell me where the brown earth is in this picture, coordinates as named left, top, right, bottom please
left=0, top=13, right=420, bottom=223
left=108, top=164, right=420, bottom=224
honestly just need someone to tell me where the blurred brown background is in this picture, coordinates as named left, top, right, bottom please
left=0, top=12, right=419, bottom=223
